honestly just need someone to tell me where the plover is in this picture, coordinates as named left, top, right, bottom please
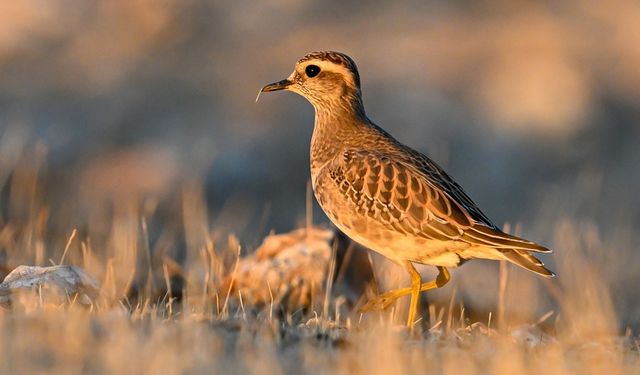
left=260, top=51, right=554, bottom=327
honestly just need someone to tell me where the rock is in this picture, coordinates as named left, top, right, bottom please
left=220, top=227, right=335, bottom=314
left=0, top=265, right=100, bottom=307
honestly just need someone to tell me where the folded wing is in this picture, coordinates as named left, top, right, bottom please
left=330, top=149, right=554, bottom=276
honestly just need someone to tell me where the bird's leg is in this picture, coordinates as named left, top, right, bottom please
left=405, top=261, right=422, bottom=327
left=359, top=266, right=451, bottom=314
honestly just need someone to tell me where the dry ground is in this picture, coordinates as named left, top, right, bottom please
left=0, top=146, right=638, bottom=375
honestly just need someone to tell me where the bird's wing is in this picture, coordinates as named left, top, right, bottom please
left=330, top=149, right=474, bottom=241
left=406, top=149, right=552, bottom=253
left=406, top=149, right=496, bottom=228
left=331, top=149, right=551, bottom=253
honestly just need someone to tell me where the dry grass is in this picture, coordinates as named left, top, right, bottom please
left=0, top=140, right=638, bottom=375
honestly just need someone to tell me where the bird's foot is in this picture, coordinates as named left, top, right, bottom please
left=359, top=287, right=411, bottom=312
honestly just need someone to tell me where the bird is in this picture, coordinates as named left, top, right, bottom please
left=259, top=51, right=554, bottom=327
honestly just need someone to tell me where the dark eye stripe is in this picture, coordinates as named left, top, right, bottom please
left=305, top=65, right=320, bottom=78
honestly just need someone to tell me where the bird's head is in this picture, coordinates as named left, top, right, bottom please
left=259, top=51, right=364, bottom=116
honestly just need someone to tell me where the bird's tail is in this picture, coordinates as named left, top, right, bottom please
left=463, top=224, right=555, bottom=277
left=501, top=249, right=555, bottom=277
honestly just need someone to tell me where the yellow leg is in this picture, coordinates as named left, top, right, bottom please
left=360, top=266, right=451, bottom=323
left=405, top=261, right=422, bottom=327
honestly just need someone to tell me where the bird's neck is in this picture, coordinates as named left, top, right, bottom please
left=313, top=92, right=368, bottom=128
left=314, top=94, right=366, bottom=122
left=310, top=99, right=369, bottom=171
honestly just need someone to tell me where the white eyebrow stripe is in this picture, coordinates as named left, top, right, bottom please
left=301, top=59, right=356, bottom=88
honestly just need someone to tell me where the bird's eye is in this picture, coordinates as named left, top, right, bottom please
left=305, top=65, right=320, bottom=78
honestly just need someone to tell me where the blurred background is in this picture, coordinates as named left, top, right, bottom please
left=0, top=1, right=638, bottom=327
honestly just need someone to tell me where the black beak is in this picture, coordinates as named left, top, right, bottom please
left=260, top=79, right=292, bottom=93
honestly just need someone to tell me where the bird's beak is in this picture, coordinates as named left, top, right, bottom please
left=260, top=79, right=292, bottom=92
left=256, top=79, right=293, bottom=102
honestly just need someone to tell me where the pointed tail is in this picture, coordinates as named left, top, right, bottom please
left=501, top=249, right=555, bottom=277
left=462, top=224, right=555, bottom=277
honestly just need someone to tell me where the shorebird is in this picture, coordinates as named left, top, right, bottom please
left=259, top=51, right=554, bottom=327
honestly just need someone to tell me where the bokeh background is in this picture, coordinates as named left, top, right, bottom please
left=0, top=1, right=639, bottom=326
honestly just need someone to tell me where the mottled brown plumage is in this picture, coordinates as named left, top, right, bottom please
left=260, top=51, right=554, bottom=326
